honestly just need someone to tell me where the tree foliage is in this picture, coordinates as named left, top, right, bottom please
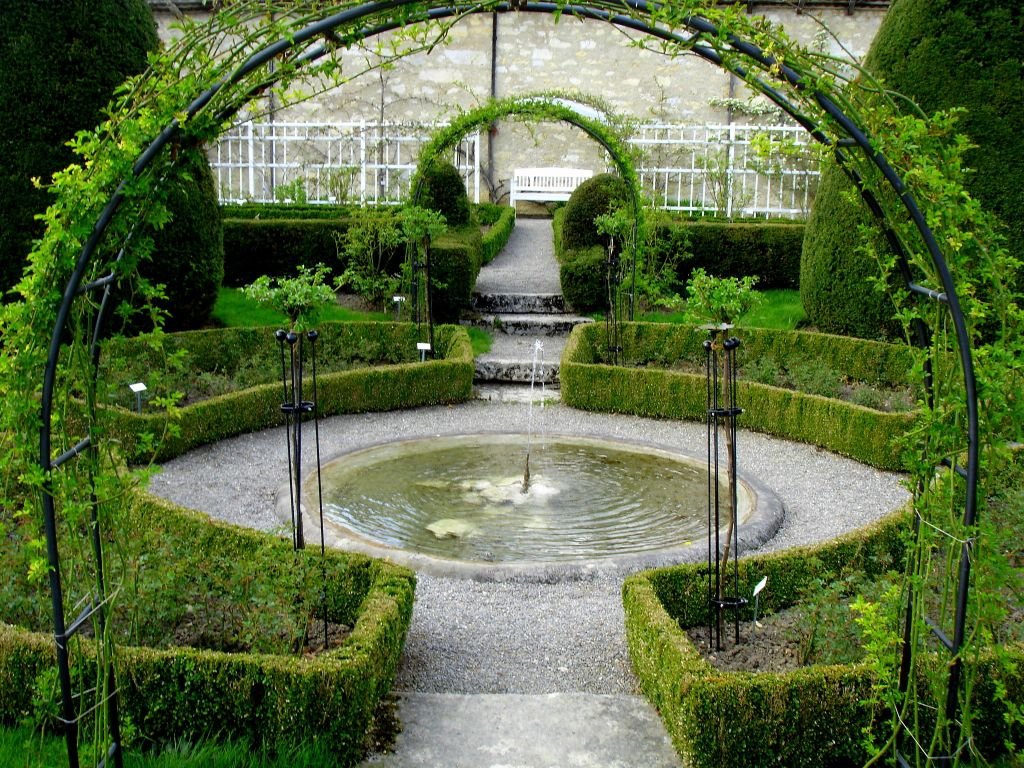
left=0, top=0, right=157, bottom=296
left=800, top=0, right=1024, bottom=339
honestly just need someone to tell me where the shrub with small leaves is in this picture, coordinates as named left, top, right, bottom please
left=683, top=268, right=761, bottom=326
left=243, top=263, right=337, bottom=331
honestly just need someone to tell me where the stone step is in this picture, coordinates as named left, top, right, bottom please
left=474, top=358, right=560, bottom=385
left=468, top=313, right=593, bottom=336
left=471, top=292, right=567, bottom=315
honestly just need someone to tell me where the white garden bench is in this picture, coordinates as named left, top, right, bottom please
left=509, top=167, right=594, bottom=212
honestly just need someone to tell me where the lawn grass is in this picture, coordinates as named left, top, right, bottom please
left=635, top=289, right=805, bottom=330
left=0, top=726, right=341, bottom=768
left=211, top=287, right=389, bottom=327
left=467, top=326, right=493, bottom=356
left=214, top=287, right=492, bottom=354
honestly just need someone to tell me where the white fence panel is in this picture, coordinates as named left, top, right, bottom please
left=628, top=123, right=820, bottom=219
left=210, top=120, right=480, bottom=205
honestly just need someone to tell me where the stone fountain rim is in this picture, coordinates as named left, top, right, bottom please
left=279, top=431, right=785, bottom=582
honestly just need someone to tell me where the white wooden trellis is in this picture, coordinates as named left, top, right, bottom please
left=628, top=122, right=820, bottom=218
left=208, top=119, right=816, bottom=217
left=209, top=120, right=481, bottom=205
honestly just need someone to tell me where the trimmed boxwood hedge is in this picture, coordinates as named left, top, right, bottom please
left=221, top=202, right=355, bottom=220
left=222, top=217, right=352, bottom=286
left=0, top=494, right=415, bottom=763
left=431, top=225, right=484, bottom=322
left=553, top=207, right=609, bottom=313
left=480, top=204, right=515, bottom=265
left=560, top=323, right=915, bottom=469
left=623, top=507, right=1024, bottom=768
left=99, top=323, right=474, bottom=463
left=649, top=215, right=804, bottom=289
left=223, top=215, right=486, bottom=320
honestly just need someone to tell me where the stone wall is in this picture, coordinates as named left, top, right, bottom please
left=155, top=6, right=885, bottom=203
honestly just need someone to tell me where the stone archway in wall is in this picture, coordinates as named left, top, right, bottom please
left=25, top=2, right=997, bottom=765
left=410, top=92, right=647, bottom=332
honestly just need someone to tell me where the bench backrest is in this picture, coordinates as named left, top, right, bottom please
left=510, top=167, right=594, bottom=207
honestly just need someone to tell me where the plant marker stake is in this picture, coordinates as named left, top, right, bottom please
left=417, top=341, right=431, bottom=363
left=128, top=381, right=146, bottom=414
left=752, top=576, right=768, bottom=629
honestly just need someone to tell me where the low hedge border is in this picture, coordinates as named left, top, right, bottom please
left=0, top=494, right=416, bottom=764
left=560, top=323, right=915, bottom=469
left=100, top=323, right=474, bottom=463
left=481, top=204, right=515, bottom=265
left=623, top=506, right=1024, bottom=767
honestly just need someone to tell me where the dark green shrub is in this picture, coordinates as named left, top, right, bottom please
left=0, top=0, right=157, bottom=296
left=800, top=167, right=900, bottom=339
left=140, top=148, right=225, bottom=331
left=800, top=0, right=1024, bottom=339
left=649, top=217, right=804, bottom=289
left=560, top=245, right=608, bottom=312
left=560, top=173, right=629, bottom=251
left=430, top=226, right=483, bottom=322
left=474, top=202, right=506, bottom=227
left=416, top=160, right=471, bottom=228
left=222, top=218, right=350, bottom=286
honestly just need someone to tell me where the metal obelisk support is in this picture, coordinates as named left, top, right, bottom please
left=276, top=328, right=319, bottom=551
left=704, top=324, right=746, bottom=651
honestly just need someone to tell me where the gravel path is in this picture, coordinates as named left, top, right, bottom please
left=148, top=401, right=909, bottom=696
left=474, top=218, right=562, bottom=295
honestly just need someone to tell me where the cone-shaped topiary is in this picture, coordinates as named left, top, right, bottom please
left=416, top=160, right=471, bottom=228
left=0, top=0, right=158, bottom=296
left=560, top=173, right=629, bottom=252
left=800, top=0, right=1024, bottom=339
left=145, top=148, right=225, bottom=332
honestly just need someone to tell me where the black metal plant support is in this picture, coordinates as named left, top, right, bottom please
left=275, top=328, right=327, bottom=552
left=605, top=235, right=624, bottom=366
left=705, top=328, right=745, bottom=651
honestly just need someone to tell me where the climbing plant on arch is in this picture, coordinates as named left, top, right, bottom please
left=2, top=1, right=1020, bottom=765
left=410, top=92, right=647, bottom=352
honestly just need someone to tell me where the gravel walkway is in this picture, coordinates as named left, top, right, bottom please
left=474, top=218, right=562, bottom=295
left=148, top=401, right=909, bottom=696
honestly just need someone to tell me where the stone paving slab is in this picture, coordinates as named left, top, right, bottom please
left=361, top=692, right=683, bottom=768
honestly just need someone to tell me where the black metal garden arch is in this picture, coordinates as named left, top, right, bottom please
left=410, top=92, right=647, bottom=360
left=37, top=3, right=981, bottom=767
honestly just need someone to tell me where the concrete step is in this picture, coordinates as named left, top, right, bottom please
left=359, top=692, right=682, bottom=768
left=471, top=292, right=567, bottom=315
left=468, top=313, right=593, bottom=336
left=474, top=383, right=561, bottom=403
left=474, top=358, right=559, bottom=385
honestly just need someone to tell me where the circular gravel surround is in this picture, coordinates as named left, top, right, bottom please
left=149, top=399, right=909, bottom=582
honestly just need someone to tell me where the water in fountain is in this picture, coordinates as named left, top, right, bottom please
left=310, top=434, right=761, bottom=564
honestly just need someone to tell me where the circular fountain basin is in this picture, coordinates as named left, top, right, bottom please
left=298, top=433, right=783, bottom=577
